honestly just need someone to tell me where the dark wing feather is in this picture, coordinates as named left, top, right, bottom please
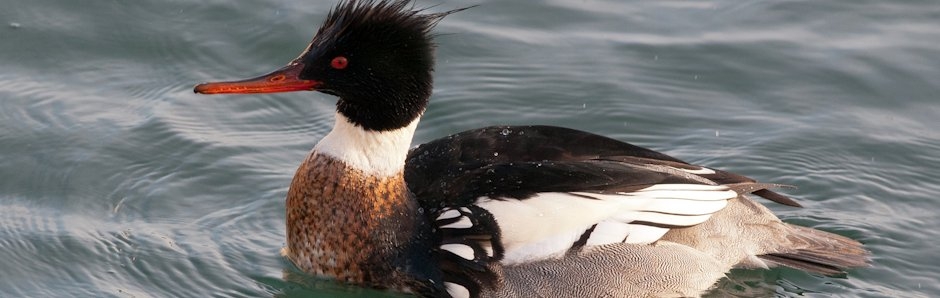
left=406, top=125, right=799, bottom=207
left=406, top=125, right=687, bottom=208
left=450, top=160, right=707, bottom=201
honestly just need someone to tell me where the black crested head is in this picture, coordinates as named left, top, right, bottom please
left=192, top=1, right=469, bottom=131
left=295, top=0, right=466, bottom=131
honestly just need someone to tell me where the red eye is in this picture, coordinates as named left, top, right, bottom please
left=330, top=56, right=348, bottom=69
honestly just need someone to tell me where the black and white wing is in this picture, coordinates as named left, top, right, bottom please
left=405, top=125, right=795, bottom=297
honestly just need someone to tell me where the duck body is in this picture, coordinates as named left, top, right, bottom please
left=195, top=1, right=868, bottom=297
left=406, top=125, right=866, bottom=297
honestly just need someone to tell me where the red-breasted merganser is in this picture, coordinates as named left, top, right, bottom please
left=194, top=1, right=868, bottom=297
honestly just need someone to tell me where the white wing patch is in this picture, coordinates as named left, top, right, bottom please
left=437, top=209, right=461, bottom=220
left=586, top=221, right=635, bottom=245
left=476, top=184, right=737, bottom=264
left=445, top=282, right=471, bottom=298
left=631, top=183, right=733, bottom=192
left=441, top=244, right=475, bottom=260
left=586, top=221, right=671, bottom=245
left=678, top=167, right=716, bottom=175
left=476, top=193, right=614, bottom=263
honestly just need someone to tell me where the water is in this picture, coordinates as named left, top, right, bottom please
left=1, top=0, right=938, bottom=297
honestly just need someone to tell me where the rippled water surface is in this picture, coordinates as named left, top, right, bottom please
left=2, top=0, right=938, bottom=297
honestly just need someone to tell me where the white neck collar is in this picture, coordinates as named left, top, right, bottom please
left=313, top=113, right=420, bottom=177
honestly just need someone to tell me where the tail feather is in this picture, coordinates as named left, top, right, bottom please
left=759, top=224, right=869, bottom=275
left=723, top=182, right=802, bottom=207
left=752, top=189, right=802, bottom=208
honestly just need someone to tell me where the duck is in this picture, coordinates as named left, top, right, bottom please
left=193, top=0, right=868, bottom=297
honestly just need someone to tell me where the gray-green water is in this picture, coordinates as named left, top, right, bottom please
left=2, top=0, right=938, bottom=297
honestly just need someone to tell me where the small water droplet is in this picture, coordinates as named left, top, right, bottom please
left=582, top=103, right=586, bottom=109
left=500, top=128, right=510, bottom=136
left=493, top=152, right=499, bottom=157
left=694, top=75, right=699, bottom=80
left=9, top=22, right=21, bottom=29
left=653, top=55, right=658, bottom=61
left=715, top=130, right=720, bottom=137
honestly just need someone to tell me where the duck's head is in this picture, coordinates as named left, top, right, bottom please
left=195, top=0, right=463, bottom=131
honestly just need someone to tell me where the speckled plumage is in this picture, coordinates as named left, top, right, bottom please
left=284, top=151, right=436, bottom=293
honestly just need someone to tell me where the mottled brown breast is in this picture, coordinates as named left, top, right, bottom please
left=284, top=151, right=421, bottom=289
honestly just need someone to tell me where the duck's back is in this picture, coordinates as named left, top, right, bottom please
left=405, top=125, right=868, bottom=297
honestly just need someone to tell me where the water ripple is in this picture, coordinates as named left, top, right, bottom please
left=2, top=0, right=939, bottom=296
